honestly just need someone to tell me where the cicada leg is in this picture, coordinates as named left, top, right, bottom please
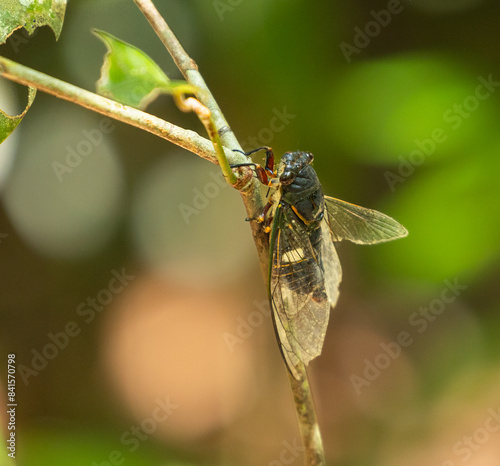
left=260, top=201, right=274, bottom=233
left=231, top=146, right=277, bottom=186
left=231, top=146, right=277, bottom=230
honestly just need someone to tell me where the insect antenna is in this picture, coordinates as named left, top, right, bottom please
left=232, top=147, right=270, bottom=157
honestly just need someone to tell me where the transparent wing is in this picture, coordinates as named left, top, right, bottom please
left=324, top=196, right=408, bottom=244
left=320, top=217, right=342, bottom=308
left=269, top=205, right=341, bottom=379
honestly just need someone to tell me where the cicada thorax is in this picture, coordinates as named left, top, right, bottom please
left=273, top=164, right=329, bottom=301
left=279, top=164, right=325, bottom=227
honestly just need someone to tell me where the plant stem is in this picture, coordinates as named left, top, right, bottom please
left=0, top=56, right=220, bottom=164
left=133, top=0, right=269, bottom=273
left=133, top=0, right=239, bottom=186
left=175, top=95, right=236, bottom=185
left=133, top=0, right=233, bottom=144
left=1, top=4, right=327, bottom=461
left=133, top=2, right=326, bottom=464
left=288, top=366, right=326, bottom=465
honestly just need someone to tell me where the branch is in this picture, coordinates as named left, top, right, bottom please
left=133, top=0, right=269, bottom=272
left=176, top=95, right=236, bottom=185
left=0, top=4, right=326, bottom=462
left=288, top=366, right=325, bottom=465
left=133, top=2, right=326, bottom=464
left=133, top=0, right=234, bottom=147
left=0, top=56, right=221, bottom=164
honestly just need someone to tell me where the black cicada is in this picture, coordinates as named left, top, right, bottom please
left=232, top=147, right=408, bottom=379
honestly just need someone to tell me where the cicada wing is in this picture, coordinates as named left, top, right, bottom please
left=269, top=205, right=337, bottom=379
left=324, top=196, right=408, bottom=244
left=320, top=217, right=342, bottom=308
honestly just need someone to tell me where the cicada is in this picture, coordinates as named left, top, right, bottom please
left=232, top=147, right=408, bottom=379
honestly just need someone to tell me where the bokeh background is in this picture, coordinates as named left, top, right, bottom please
left=1, top=0, right=500, bottom=465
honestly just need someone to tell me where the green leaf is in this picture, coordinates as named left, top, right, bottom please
left=0, top=86, right=36, bottom=144
left=0, top=0, right=67, bottom=44
left=93, top=29, right=197, bottom=109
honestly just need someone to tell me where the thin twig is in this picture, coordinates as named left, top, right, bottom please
left=133, top=0, right=269, bottom=272
left=0, top=56, right=222, bottom=164
left=0, top=57, right=230, bottom=163
left=133, top=0, right=235, bottom=148
left=133, top=0, right=238, bottom=185
left=288, top=366, right=325, bottom=465
left=0, top=4, right=327, bottom=462
left=175, top=95, right=236, bottom=185
left=133, top=2, right=326, bottom=464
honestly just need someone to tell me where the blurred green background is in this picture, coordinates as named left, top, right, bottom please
left=1, top=0, right=500, bottom=465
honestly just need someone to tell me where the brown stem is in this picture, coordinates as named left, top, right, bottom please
left=288, top=366, right=326, bottom=465
left=175, top=95, right=236, bottom=185
left=133, top=1, right=326, bottom=464
left=133, top=0, right=233, bottom=143
left=133, top=0, right=269, bottom=275
left=0, top=56, right=221, bottom=164
left=0, top=3, right=327, bottom=462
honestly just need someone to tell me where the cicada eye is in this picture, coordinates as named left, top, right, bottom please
left=306, top=153, right=314, bottom=164
left=280, top=170, right=295, bottom=185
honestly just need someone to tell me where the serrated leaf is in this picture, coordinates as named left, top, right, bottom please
left=93, top=29, right=197, bottom=109
left=0, top=0, right=67, bottom=44
left=0, top=86, right=36, bottom=144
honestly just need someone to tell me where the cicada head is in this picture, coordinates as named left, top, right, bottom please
left=277, top=151, right=314, bottom=186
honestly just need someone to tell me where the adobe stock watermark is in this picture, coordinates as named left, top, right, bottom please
left=223, top=299, right=270, bottom=353
left=178, top=106, right=296, bottom=225
left=213, top=0, right=243, bottom=21
left=239, top=106, right=297, bottom=152
left=178, top=169, right=229, bottom=225
left=52, top=118, right=115, bottom=182
left=91, top=396, right=179, bottom=466
left=17, top=268, right=135, bottom=385
left=339, top=0, right=405, bottom=63
left=268, top=438, right=305, bottom=466
left=7, top=27, right=37, bottom=53
left=350, top=277, right=467, bottom=395
left=441, top=405, right=500, bottom=466
left=384, top=74, right=500, bottom=192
